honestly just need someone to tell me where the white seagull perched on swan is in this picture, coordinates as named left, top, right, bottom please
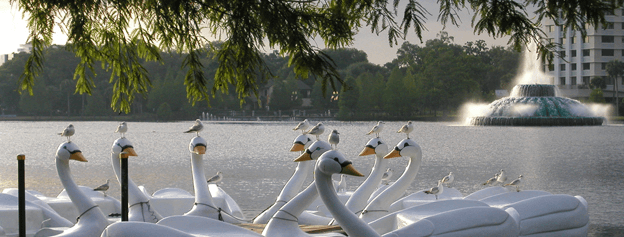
left=58, top=124, right=75, bottom=142
left=504, top=175, right=523, bottom=192
left=424, top=180, right=444, bottom=200
left=366, top=121, right=384, bottom=137
left=115, top=121, right=128, bottom=138
left=93, top=179, right=110, bottom=196
left=304, top=122, right=325, bottom=140
left=396, top=121, right=414, bottom=138
left=441, top=172, right=454, bottom=187
left=293, top=119, right=311, bottom=133
left=206, top=171, right=223, bottom=184
left=184, top=119, right=204, bottom=136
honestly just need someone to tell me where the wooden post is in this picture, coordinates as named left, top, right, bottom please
left=120, top=152, right=129, bottom=221
left=17, top=154, right=26, bottom=237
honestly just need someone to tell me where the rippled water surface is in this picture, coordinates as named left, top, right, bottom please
left=0, top=121, right=622, bottom=236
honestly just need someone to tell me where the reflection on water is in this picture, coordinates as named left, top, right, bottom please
left=0, top=121, right=623, bottom=236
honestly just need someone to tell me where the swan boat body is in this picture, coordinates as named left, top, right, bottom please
left=315, top=150, right=522, bottom=237
left=253, top=134, right=314, bottom=224
left=184, top=136, right=245, bottom=223
left=35, top=142, right=110, bottom=237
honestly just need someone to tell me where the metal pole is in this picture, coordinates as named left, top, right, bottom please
left=18, top=154, right=26, bottom=237
left=120, top=153, right=129, bottom=221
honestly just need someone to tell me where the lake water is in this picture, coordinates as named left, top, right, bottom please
left=0, top=120, right=622, bottom=236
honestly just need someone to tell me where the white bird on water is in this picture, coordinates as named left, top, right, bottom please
left=328, top=129, right=340, bottom=149
left=496, top=169, right=507, bottom=184
left=93, top=179, right=110, bottom=196
left=304, top=122, right=325, bottom=140
left=381, top=168, right=393, bottom=185
left=441, top=172, right=454, bottom=187
left=58, top=124, right=75, bottom=142
left=424, top=180, right=444, bottom=200
left=504, top=175, right=523, bottom=192
left=397, top=121, right=414, bottom=138
left=206, top=171, right=223, bottom=184
left=184, top=119, right=204, bottom=136
left=366, top=121, right=384, bottom=137
left=115, top=121, right=128, bottom=138
left=293, top=119, right=310, bottom=134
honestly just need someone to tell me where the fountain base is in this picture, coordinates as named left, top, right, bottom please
left=469, top=116, right=604, bottom=126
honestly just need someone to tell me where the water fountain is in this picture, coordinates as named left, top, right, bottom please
left=467, top=44, right=606, bottom=126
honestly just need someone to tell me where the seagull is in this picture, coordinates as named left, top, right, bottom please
left=504, top=175, right=523, bottom=192
left=328, top=129, right=340, bottom=149
left=336, top=174, right=347, bottom=193
left=304, top=122, right=325, bottom=140
left=366, top=121, right=384, bottom=137
left=58, top=124, right=75, bottom=142
left=184, top=119, right=204, bottom=136
left=424, top=180, right=444, bottom=200
left=381, top=168, right=394, bottom=185
left=496, top=169, right=507, bottom=184
left=397, top=121, right=414, bottom=138
left=482, top=176, right=499, bottom=186
left=93, top=179, right=110, bottom=196
left=293, top=119, right=311, bottom=134
left=206, top=171, right=223, bottom=184
left=441, top=172, right=454, bottom=187
left=115, top=121, right=128, bottom=138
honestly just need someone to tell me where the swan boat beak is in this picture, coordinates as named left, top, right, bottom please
left=294, top=151, right=312, bottom=162
left=383, top=149, right=401, bottom=159
left=359, top=146, right=376, bottom=156
left=121, top=147, right=138, bottom=158
left=70, top=152, right=88, bottom=162
left=193, top=145, right=207, bottom=154
left=290, top=142, right=305, bottom=152
left=342, top=164, right=364, bottom=177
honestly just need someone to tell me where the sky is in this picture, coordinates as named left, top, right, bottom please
left=0, top=0, right=511, bottom=65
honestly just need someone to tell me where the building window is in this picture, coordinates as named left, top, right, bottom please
left=583, top=63, right=590, bottom=70
left=605, top=10, right=614, bottom=16
left=548, top=38, right=555, bottom=44
left=604, top=22, right=614, bottom=29
left=560, top=38, right=565, bottom=44
left=602, top=49, right=615, bottom=56
left=560, top=77, right=566, bottom=85
left=582, top=36, right=589, bottom=43
left=570, top=36, right=576, bottom=44
left=571, top=77, right=577, bottom=85
left=583, top=76, right=590, bottom=85
left=602, top=62, right=607, bottom=70
left=559, top=51, right=566, bottom=57
left=602, top=35, right=614, bottom=43
left=560, top=64, right=566, bottom=71
left=547, top=25, right=555, bottom=32
left=548, top=64, right=554, bottom=71
left=571, top=63, right=577, bottom=71
left=571, top=50, right=577, bottom=57
left=583, top=49, right=590, bottom=56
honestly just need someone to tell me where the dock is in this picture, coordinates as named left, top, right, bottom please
left=237, top=223, right=345, bottom=234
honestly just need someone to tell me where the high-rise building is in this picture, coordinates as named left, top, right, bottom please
left=543, top=10, right=624, bottom=101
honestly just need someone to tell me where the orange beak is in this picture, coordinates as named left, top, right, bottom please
left=341, top=164, right=364, bottom=177
left=359, top=146, right=376, bottom=156
left=121, top=147, right=138, bottom=158
left=290, top=143, right=305, bottom=152
left=70, top=152, right=88, bottom=162
left=384, top=149, right=401, bottom=159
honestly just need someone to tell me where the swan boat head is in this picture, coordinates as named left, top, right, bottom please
left=57, top=142, right=88, bottom=162
left=316, top=150, right=364, bottom=177
left=294, top=140, right=332, bottom=162
left=359, top=137, right=389, bottom=157
left=384, top=138, right=420, bottom=159
left=111, top=138, right=139, bottom=158
left=290, top=134, right=313, bottom=152
left=189, top=136, right=207, bottom=154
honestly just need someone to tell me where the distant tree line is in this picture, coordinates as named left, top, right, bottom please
left=0, top=32, right=524, bottom=120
